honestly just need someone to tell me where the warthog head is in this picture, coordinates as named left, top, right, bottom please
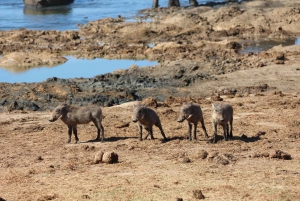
left=177, top=102, right=193, bottom=122
left=132, top=104, right=146, bottom=123
left=212, top=103, right=225, bottom=122
left=49, top=103, right=67, bottom=122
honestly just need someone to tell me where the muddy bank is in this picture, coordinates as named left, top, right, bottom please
left=1, top=0, right=300, bottom=111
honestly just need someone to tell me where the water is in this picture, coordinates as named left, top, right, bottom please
left=241, top=38, right=300, bottom=53
left=0, top=0, right=235, bottom=30
left=0, top=57, right=158, bottom=83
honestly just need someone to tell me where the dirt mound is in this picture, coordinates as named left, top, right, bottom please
left=0, top=52, right=67, bottom=70
left=102, top=152, right=119, bottom=164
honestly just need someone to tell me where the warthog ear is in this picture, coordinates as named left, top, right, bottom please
left=61, top=103, right=68, bottom=111
left=187, top=114, right=193, bottom=119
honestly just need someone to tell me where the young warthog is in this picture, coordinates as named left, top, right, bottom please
left=49, top=103, right=104, bottom=143
left=132, top=104, right=167, bottom=141
left=212, top=102, right=233, bottom=143
left=177, top=102, right=209, bottom=141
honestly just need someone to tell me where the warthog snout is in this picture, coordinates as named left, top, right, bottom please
left=177, top=114, right=193, bottom=122
left=177, top=117, right=185, bottom=122
left=132, top=115, right=138, bottom=123
left=49, top=117, right=57, bottom=122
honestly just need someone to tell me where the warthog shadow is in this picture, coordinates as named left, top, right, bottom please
left=208, top=131, right=266, bottom=143
left=81, top=136, right=136, bottom=143
left=167, top=136, right=192, bottom=141
left=238, top=131, right=266, bottom=143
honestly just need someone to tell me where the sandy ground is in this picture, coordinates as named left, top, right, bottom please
left=1, top=92, right=300, bottom=201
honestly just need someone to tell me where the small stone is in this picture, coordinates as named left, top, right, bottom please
left=192, top=190, right=205, bottom=199
left=94, top=151, right=104, bottom=164
left=192, top=150, right=208, bottom=159
left=270, top=150, right=292, bottom=160
left=261, top=152, right=269, bottom=158
left=102, top=152, right=119, bottom=164
left=241, top=134, right=248, bottom=139
left=178, top=157, right=191, bottom=163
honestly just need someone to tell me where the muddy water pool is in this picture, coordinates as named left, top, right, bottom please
left=0, top=57, right=157, bottom=83
left=241, top=38, right=300, bottom=53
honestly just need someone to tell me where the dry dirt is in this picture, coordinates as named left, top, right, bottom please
left=1, top=94, right=300, bottom=201
left=1, top=0, right=300, bottom=200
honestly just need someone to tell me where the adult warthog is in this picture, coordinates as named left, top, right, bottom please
left=177, top=102, right=209, bottom=141
left=132, top=103, right=167, bottom=141
left=49, top=103, right=104, bottom=144
left=212, top=102, right=233, bottom=143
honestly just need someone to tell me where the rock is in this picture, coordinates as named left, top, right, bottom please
left=261, top=152, right=269, bottom=158
left=207, top=151, right=231, bottom=165
left=141, top=97, right=158, bottom=108
left=192, top=190, right=205, bottom=199
left=241, top=134, right=248, bottom=139
left=192, top=150, right=208, bottom=159
left=275, top=60, right=284, bottom=64
left=8, top=100, right=40, bottom=112
left=226, top=41, right=242, bottom=50
left=256, top=61, right=266, bottom=67
left=94, top=151, right=104, bottom=164
left=210, top=95, right=223, bottom=101
left=178, top=157, right=191, bottom=163
left=102, top=152, right=119, bottom=164
left=270, top=150, right=292, bottom=160
left=251, top=153, right=261, bottom=158
left=275, top=52, right=285, bottom=60
left=114, top=122, right=130, bottom=128
left=207, top=151, right=219, bottom=162
left=23, top=0, right=74, bottom=7
left=214, top=155, right=230, bottom=165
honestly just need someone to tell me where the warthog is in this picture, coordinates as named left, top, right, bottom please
left=212, top=102, right=233, bottom=143
left=49, top=103, right=104, bottom=143
left=132, top=104, right=167, bottom=141
left=177, top=102, right=209, bottom=141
